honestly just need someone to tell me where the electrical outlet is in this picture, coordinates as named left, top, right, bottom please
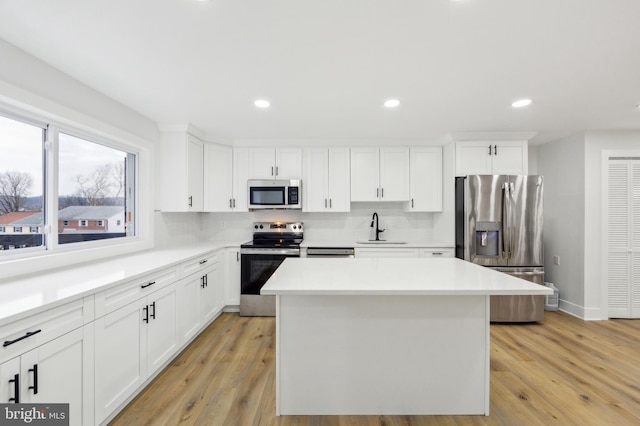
left=553, top=255, right=560, bottom=265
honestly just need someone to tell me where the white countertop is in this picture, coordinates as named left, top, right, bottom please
left=301, top=239, right=454, bottom=248
left=0, top=242, right=236, bottom=325
left=261, top=257, right=552, bottom=296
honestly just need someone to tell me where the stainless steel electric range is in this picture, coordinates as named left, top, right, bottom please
left=239, top=222, right=303, bottom=316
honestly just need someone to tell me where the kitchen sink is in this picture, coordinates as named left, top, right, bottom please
left=356, top=241, right=408, bottom=245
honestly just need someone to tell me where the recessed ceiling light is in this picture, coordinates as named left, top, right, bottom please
left=384, top=99, right=400, bottom=108
left=512, top=98, right=532, bottom=108
left=254, top=99, right=270, bottom=108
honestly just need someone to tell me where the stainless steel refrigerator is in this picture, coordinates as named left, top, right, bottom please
left=455, top=175, right=545, bottom=322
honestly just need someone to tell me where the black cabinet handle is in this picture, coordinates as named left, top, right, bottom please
left=3, top=329, right=42, bottom=347
left=8, top=373, right=19, bottom=403
left=488, top=145, right=492, bottom=156
left=188, top=196, right=193, bottom=207
left=150, top=302, right=156, bottom=320
left=141, top=281, right=156, bottom=289
left=28, top=364, right=38, bottom=395
left=143, top=305, right=149, bottom=323
left=199, top=259, right=208, bottom=265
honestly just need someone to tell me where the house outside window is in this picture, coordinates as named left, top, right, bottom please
left=79, top=220, right=88, bottom=227
left=13, top=226, right=22, bottom=232
left=0, top=226, right=4, bottom=232
left=97, top=220, right=104, bottom=227
left=63, top=221, right=69, bottom=226
left=29, top=227, right=38, bottom=233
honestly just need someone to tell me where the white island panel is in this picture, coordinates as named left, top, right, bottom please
left=278, top=294, right=489, bottom=415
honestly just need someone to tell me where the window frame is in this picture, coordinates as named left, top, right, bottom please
left=0, top=103, right=153, bottom=280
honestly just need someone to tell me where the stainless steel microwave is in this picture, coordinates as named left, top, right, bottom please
left=248, top=179, right=302, bottom=210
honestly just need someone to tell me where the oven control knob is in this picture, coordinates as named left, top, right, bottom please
left=254, top=225, right=258, bottom=229
left=292, top=225, right=297, bottom=229
left=259, top=225, right=264, bottom=229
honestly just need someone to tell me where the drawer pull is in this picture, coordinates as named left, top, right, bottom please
left=28, top=364, right=38, bottom=395
left=432, top=252, right=443, bottom=256
left=3, top=329, right=42, bottom=348
left=150, top=302, right=156, bottom=320
left=141, top=281, right=156, bottom=289
left=199, top=259, right=208, bottom=265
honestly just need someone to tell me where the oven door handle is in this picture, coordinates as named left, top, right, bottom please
left=240, top=248, right=300, bottom=256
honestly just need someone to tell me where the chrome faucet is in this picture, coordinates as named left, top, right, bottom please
left=370, top=212, right=385, bottom=241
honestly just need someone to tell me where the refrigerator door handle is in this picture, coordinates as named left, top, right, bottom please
left=509, top=182, right=515, bottom=260
left=501, top=183, right=510, bottom=259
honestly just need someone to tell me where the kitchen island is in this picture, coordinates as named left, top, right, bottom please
left=261, top=257, right=552, bottom=416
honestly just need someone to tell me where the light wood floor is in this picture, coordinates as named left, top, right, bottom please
left=110, top=311, right=640, bottom=426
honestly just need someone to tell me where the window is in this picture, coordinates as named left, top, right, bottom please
left=0, top=226, right=4, bottom=232
left=0, top=112, right=137, bottom=255
left=58, top=132, right=134, bottom=245
left=0, top=114, right=44, bottom=251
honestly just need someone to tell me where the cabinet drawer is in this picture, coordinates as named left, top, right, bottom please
left=94, top=267, right=179, bottom=318
left=0, top=299, right=85, bottom=364
left=420, top=248, right=454, bottom=258
left=181, top=251, right=221, bottom=278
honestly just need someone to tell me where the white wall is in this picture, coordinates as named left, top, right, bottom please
left=584, top=131, right=640, bottom=319
left=537, top=130, right=640, bottom=320
left=0, top=39, right=158, bottom=143
left=537, top=134, right=586, bottom=317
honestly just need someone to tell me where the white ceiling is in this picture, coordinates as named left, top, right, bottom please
left=1, top=0, right=640, bottom=144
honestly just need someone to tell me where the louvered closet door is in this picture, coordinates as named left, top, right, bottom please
left=632, top=162, right=640, bottom=317
left=607, top=158, right=640, bottom=318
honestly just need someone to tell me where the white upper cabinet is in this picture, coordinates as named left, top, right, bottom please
left=204, top=144, right=232, bottom=212
left=406, top=147, right=443, bottom=212
left=203, top=145, right=248, bottom=212
left=248, top=147, right=302, bottom=179
left=303, top=148, right=350, bottom=212
left=232, top=148, right=249, bottom=212
left=159, top=132, right=204, bottom=212
left=351, top=147, right=410, bottom=202
left=455, top=141, right=528, bottom=176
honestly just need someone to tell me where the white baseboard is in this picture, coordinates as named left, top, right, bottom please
left=558, top=299, right=605, bottom=321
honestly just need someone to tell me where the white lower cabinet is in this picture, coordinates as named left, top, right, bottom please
left=177, top=251, right=224, bottom=344
left=94, top=283, right=179, bottom=424
left=355, top=247, right=454, bottom=258
left=420, top=248, right=454, bottom=258
left=0, top=325, right=94, bottom=426
left=355, top=248, right=420, bottom=258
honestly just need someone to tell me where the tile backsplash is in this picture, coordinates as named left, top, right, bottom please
left=156, top=202, right=453, bottom=248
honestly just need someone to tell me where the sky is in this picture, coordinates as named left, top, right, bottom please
left=0, top=114, right=127, bottom=198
